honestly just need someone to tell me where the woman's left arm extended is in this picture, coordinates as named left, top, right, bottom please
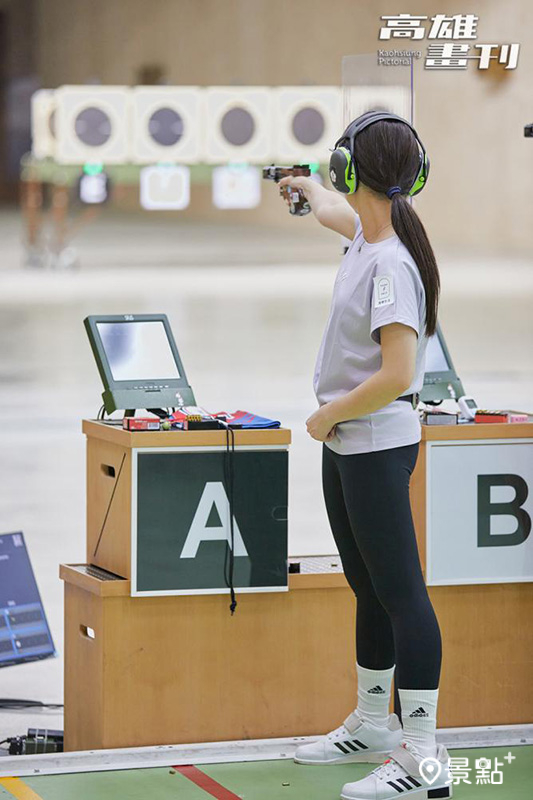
left=306, top=323, right=418, bottom=442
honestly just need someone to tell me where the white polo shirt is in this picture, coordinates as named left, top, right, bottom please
left=314, top=215, right=428, bottom=455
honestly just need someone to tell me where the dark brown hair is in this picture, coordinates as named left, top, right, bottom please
left=353, top=120, right=439, bottom=337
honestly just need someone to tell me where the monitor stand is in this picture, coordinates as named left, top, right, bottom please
left=124, top=409, right=169, bottom=419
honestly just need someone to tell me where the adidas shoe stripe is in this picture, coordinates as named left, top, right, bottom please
left=353, top=739, right=368, bottom=749
left=386, top=780, right=405, bottom=793
left=397, top=778, right=415, bottom=790
left=334, top=742, right=350, bottom=755
left=386, top=776, right=424, bottom=793
left=334, top=738, right=370, bottom=754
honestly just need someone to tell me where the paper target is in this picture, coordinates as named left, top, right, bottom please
left=205, top=87, right=273, bottom=164
left=273, top=86, right=341, bottom=162
left=132, top=87, right=203, bottom=164
left=55, top=85, right=132, bottom=164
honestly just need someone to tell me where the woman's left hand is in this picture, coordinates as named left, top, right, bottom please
left=306, top=405, right=337, bottom=442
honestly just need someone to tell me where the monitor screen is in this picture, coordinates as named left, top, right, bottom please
left=0, top=532, right=55, bottom=667
left=425, top=332, right=452, bottom=374
left=96, top=320, right=181, bottom=382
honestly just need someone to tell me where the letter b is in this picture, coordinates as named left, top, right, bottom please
left=477, top=474, right=531, bottom=547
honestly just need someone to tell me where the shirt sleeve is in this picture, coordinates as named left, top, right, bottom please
left=370, top=255, right=423, bottom=345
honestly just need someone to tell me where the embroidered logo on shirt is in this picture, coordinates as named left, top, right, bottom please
left=373, top=275, right=395, bottom=308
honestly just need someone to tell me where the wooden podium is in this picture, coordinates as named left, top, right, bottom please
left=410, top=420, right=533, bottom=729
left=82, top=420, right=290, bottom=594
left=62, top=421, right=358, bottom=752
left=60, top=561, right=354, bottom=752
left=61, top=419, right=533, bottom=751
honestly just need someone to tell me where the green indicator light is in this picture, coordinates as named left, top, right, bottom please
left=83, top=162, right=104, bottom=175
left=309, top=161, right=320, bottom=174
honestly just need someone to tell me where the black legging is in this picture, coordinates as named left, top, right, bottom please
left=322, top=442, right=441, bottom=690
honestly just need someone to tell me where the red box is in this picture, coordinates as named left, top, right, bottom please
left=122, top=417, right=161, bottom=431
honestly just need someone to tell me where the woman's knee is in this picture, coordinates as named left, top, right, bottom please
left=344, top=564, right=380, bottom=601
left=371, top=575, right=430, bottom=616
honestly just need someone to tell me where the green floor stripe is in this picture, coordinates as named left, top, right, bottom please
left=15, top=745, right=532, bottom=800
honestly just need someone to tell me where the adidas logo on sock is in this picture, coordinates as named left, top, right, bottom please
left=368, top=685, right=386, bottom=694
left=409, top=706, right=429, bottom=717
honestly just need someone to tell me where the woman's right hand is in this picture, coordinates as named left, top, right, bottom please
left=278, top=174, right=358, bottom=239
left=278, top=175, right=312, bottom=198
left=278, top=175, right=315, bottom=214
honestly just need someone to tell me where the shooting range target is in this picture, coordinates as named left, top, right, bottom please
left=273, top=86, right=342, bottom=162
left=212, top=165, right=261, bottom=209
left=205, top=87, right=273, bottom=164
left=343, top=85, right=411, bottom=126
left=132, top=87, right=204, bottom=163
left=55, top=86, right=132, bottom=164
left=78, top=170, right=111, bottom=205
left=31, top=89, right=57, bottom=160
left=139, top=165, right=190, bottom=210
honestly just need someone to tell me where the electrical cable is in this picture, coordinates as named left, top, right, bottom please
left=0, top=699, right=64, bottom=710
left=221, top=422, right=237, bottom=614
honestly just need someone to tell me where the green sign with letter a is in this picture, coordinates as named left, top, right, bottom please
left=132, top=448, right=288, bottom=596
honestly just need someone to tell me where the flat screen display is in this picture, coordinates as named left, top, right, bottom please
left=425, top=332, right=451, bottom=374
left=96, top=321, right=181, bottom=382
left=0, top=532, right=55, bottom=667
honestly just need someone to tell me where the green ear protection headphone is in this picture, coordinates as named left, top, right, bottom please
left=329, top=111, right=430, bottom=197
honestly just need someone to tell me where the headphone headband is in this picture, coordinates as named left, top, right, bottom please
left=335, top=111, right=426, bottom=160
left=329, top=111, right=429, bottom=197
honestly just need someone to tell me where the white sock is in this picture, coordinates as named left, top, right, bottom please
left=355, top=662, right=395, bottom=726
left=399, top=688, right=439, bottom=757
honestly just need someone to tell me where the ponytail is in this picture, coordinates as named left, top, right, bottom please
left=391, top=198, right=440, bottom=336
left=390, top=194, right=439, bottom=337
left=353, top=119, right=440, bottom=337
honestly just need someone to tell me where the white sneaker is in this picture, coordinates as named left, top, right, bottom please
left=340, top=741, right=453, bottom=800
left=294, top=711, right=402, bottom=765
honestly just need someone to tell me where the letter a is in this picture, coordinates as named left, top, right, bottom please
left=180, top=481, right=248, bottom=559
